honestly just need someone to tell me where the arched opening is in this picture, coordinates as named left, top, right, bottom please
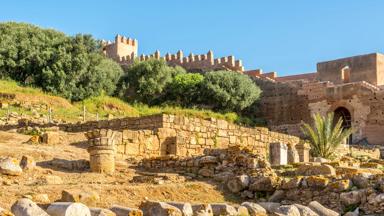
left=334, top=107, right=352, bottom=144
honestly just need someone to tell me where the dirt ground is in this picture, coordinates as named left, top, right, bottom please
left=0, top=130, right=239, bottom=210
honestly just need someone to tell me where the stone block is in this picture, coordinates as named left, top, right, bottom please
left=270, top=142, right=288, bottom=165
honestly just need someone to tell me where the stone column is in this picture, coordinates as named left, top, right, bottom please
left=269, top=142, right=288, bottom=165
left=295, top=142, right=311, bottom=162
left=287, top=144, right=300, bottom=164
left=86, top=129, right=117, bottom=174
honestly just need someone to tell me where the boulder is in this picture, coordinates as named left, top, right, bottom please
left=296, top=164, right=335, bottom=176
left=210, top=203, right=237, bottom=216
left=236, top=206, right=249, bottom=216
left=351, top=173, right=370, bottom=189
left=281, top=176, right=302, bottom=190
left=268, top=190, right=285, bottom=202
left=166, top=202, right=193, bottom=216
left=30, top=194, right=50, bottom=204
left=11, top=198, right=49, bottom=216
left=47, top=202, right=91, bottom=216
left=61, top=189, right=100, bottom=206
left=19, top=155, right=35, bottom=171
left=191, top=204, right=213, bottom=216
left=305, top=176, right=329, bottom=188
left=226, top=174, right=250, bottom=193
left=140, top=200, right=182, bottom=216
left=249, top=176, right=279, bottom=192
left=308, top=201, right=339, bottom=216
left=90, top=208, right=116, bottom=216
left=343, top=208, right=359, bottom=216
left=274, top=205, right=300, bottom=216
left=258, top=202, right=280, bottom=213
left=41, top=175, right=63, bottom=185
left=198, top=168, right=214, bottom=177
left=199, top=156, right=218, bottom=165
left=241, top=202, right=267, bottom=216
left=293, top=204, right=318, bottom=216
left=313, top=157, right=328, bottom=163
left=327, top=179, right=351, bottom=192
left=0, top=157, right=22, bottom=176
left=340, top=190, right=366, bottom=206
left=109, top=205, right=142, bottom=216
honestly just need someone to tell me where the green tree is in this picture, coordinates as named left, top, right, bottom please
left=165, top=73, right=204, bottom=106
left=301, top=112, right=353, bottom=159
left=201, top=71, right=261, bottom=112
left=0, top=22, right=122, bottom=101
left=117, top=59, right=185, bottom=104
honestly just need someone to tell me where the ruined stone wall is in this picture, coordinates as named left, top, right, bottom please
left=257, top=78, right=384, bottom=145
left=96, top=114, right=306, bottom=159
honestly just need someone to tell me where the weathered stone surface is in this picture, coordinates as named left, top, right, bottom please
left=305, top=176, right=329, bottom=188
left=327, top=179, right=351, bottom=192
left=293, top=204, right=318, bottom=216
left=30, top=194, right=50, bottom=204
left=340, top=190, right=366, bottom=206
left=109, top=205, right=143, bottom=216
left=226, top=174, right=250, bottom=193
left=19, top=155, right=35, bottom=171
left=0, top=157, right=22, bottom=176
left=210, top=203, right=237, bottom=216
left=90, top=208, right=116, bottom=216
left=258, top=202, right=280, bottom=213
left=249, top=176, right=279, bottom=192
left=241, top=202, right=267, bottom=216
left=268, top=190, right=285, bottom=202
left=313, top=157, right=328, bottom=163
left=270, top=142, right=288, bottom=165
left=352, top=173, right=370, bottom=189
left=11, top=198, right=49, bottom=216
left=198, top=167, right=214, bottom=177
left=275, top=205, right=300, bottom=216
left=191, top=204, right=213, bottom=216
left=236, top=206, right=249, bottom=216
left=166, top=202, right=193, bottom=216
left=281, top=176, right=302, bottom=190
left=140, top=201, right=182, bottom=216
left=61, top=189, right=100, bottom=207
left=296, top=164, right=335, bottom=176
left=47, top=202, right=91, bottom=216
left=199, top=156, right=218, bottom=165
left=308, top=201, right=339, bottom=216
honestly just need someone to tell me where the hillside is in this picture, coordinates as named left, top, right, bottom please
left=0, top=80, right=248, bottom=125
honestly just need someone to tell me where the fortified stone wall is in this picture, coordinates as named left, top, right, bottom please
left=257, top=76, right=384, bottom=146
left=102, top=34, right=244, bottom=72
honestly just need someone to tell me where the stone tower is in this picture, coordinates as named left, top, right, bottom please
left=102, top=34, right=138, bottom=62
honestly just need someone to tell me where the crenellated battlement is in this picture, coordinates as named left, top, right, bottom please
left=102, top=34, right=244, bottom=72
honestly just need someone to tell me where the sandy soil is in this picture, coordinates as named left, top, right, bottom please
left=0, top=131, right=238, bottom=210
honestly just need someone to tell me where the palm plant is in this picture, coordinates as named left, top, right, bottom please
left=301, top=112, right=353, bottom=159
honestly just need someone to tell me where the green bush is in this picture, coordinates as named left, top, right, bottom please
left=117, top=59, right=186, bottom=104
left=0, top=22, right=123, bottom=101
left=165, top=73, right=204, bottom=106
left=201, top=71, right=261, bottom=112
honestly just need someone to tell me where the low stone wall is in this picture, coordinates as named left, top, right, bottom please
left=112, top=114, right=308, bottom=160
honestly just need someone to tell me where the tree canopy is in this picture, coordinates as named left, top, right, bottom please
left=0, top=22, right=122, bottom=101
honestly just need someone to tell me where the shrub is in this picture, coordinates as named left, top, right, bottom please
left=0, top=22, right=123, bottom=101
left=117, top=59, right=186, bottom=104
left=201, top=71, right=261, bottom=112
left=301, top=112, right=353, bottom=159
left=165, top=73, right=204, bottom=106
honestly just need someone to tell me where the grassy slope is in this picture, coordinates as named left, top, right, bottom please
left=0, top=80, right=246, bottom=124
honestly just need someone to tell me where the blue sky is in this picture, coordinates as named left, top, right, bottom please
left=1, top=0, right=384, bottom=76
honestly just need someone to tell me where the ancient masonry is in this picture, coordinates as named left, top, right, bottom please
left=251, top=53, right=384, bottom=146
left=102, top=35, right=244, bottom=72
left=78, top=114, right=310, bottom=171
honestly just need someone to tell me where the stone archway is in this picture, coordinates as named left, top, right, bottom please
left=334, top=107, right=352, bottom=144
